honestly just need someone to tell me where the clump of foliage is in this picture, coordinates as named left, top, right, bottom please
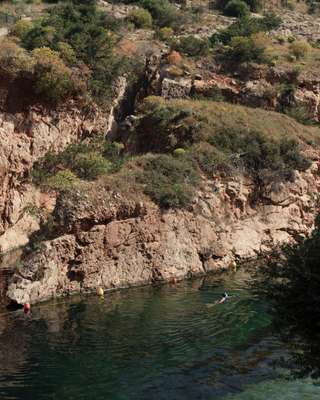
left=10, top=19, right=33, bottom=40
left=141, top=154, right=199, bottom=208
left=224, top=0, right=250, bottom=17
left=216, top=0, right=262, bottom=12
left=139, top=0, right=179, bottom=28
left=173, top=35, right=209, bottom=58
left=32, top=47, right=76, bottom=102
left=290, top=40, right=312, bottom=60
left=131, top=97, right=311, bottom=187
left=157, top=26, right=174, bottom=42
left=16, top=0, right=135, bottom=104
left=46, top=170, right=80, bottom=190
left=223, top=33, right=269, bottom=64
left=0, top=38, right=34, bottom=77
left=32, top=141, right=113, bottom=187
left=210, top=13, right=282, bottom=45
left=128, top=8, right=153, bottom=28
left=251, top=217, right=320, bottom=379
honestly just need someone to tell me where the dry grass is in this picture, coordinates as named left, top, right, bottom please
left=268, top=42, right=320, bottom=80
left=163, top=97, right=320, bottom=144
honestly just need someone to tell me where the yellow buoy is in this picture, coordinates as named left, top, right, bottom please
left=96, top=287, right=104, bottom=297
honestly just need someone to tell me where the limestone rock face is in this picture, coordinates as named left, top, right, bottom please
left=7, top=162, right=320, bottom=305
left=0, top=103, right=108, bottom=253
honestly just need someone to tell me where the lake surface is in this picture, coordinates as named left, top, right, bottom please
left=0, top=270, right=319, bottom=400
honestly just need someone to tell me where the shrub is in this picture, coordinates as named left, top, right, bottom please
left=128, top=8, right=153, bottom=28
left=72, top=152, right=111, bottom=180
left=142, top=154, right=199, bottom=208
left=140, top=0, right=179, bottom=28
left=174, top=35, right=209, bottom=57
left=191, top=142, right=229, bottom=175
left=46, top=170, right=79, bottom=190
left=210, top=13, right=282, bottom=45
left=10, top=19, right=33, bottom=40
left=216, top=0, right=261, bottom=11
left=0, top=39, right=34, bottom=77
left=56, top=41, right=77, bottom=65
left=276, top=35, right=286, bottom=44
left=284, top=105, right=314, bottom=125
left=209, top=128, right=310, bottom=181
left=224, top=35, right=268, bottom=64
left=32, top=143, right=113, bottom=185
left=290, top=40, right=311, bottom=59
left=224, top=0, right=250, bottom=17
left=158, top=26, right=174, bottom=42
left=20, top=1, right=127, bottom=105
left=32, top=47, right=75, bottom=102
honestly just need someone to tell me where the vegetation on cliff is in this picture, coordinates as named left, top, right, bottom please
left=0, top=0, right=140, bottom=105
left=252, top=218, right=320, bottom=378
left=31, top=97, right=315, bottom=209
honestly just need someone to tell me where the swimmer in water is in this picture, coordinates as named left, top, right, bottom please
left=218, top=292, right=230, bottom=304
left=206, top=292, right=231, bottom=308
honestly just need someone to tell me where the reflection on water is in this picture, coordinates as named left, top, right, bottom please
left=0, top=270, right=318, bottom=400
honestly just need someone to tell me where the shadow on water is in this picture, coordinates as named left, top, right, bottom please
left=0, top=268, right=319, bottom=400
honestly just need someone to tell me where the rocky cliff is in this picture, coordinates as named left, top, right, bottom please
left=7, top=159, right=320, bottom=305
left=0, top=72, right=133, bottom=254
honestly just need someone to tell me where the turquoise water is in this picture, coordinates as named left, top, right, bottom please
left=0, top=271, right=319, bottom=400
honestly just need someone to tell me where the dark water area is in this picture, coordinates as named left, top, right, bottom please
left=0, top=270, right=319, bottom=400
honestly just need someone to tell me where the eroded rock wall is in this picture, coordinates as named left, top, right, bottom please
left=0, top=103, right=108, bottom=253
left=7, top=161, right=320, bottom=305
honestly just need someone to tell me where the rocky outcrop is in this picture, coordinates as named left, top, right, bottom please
left=138, top=53, right=320, bottom=122
left=7, top=160, right=320, bottom=305
left=274, top=11, right=320, bottom=43
left=0, top=102, right=109, bottom=253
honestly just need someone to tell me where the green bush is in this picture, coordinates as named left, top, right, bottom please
left=20, top=1, right=128, bottom=105
left=191, top=142, right=229, bottom=175
left=224, top=0, right=250, bottom=17
left=141, top=154, right=199, bottom=208
left=10, top=19, right=33, bottom=40
left=290, top=40, right=311, bottom=59
left=139, top=0, right=179, bottom=28
left=216, top=0, right=262, bottom=12
left=287, top=35, right=296, bottom=43
left=224, top=35, right=268, bottom=64
left=32, top=47, right=75, bottom=103
left=47, top=170, right=79, bottom=190
left=0, top=38, right=34, bottom=77
left=174, top=35, right=209, bottom=57
left=72, top=152, right=111, bottom=179
left=32, top=142, right=113, bottom=187
left=157, top=26, right=174, bottom=42
left=211, top=13, right=282, bottom=45
left=128, top=8, right=153, bottom=28
left=209, top=128, right=310, bottom=181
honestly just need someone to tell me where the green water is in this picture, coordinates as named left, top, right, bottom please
left=0, top=271, right=318, bottom=399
